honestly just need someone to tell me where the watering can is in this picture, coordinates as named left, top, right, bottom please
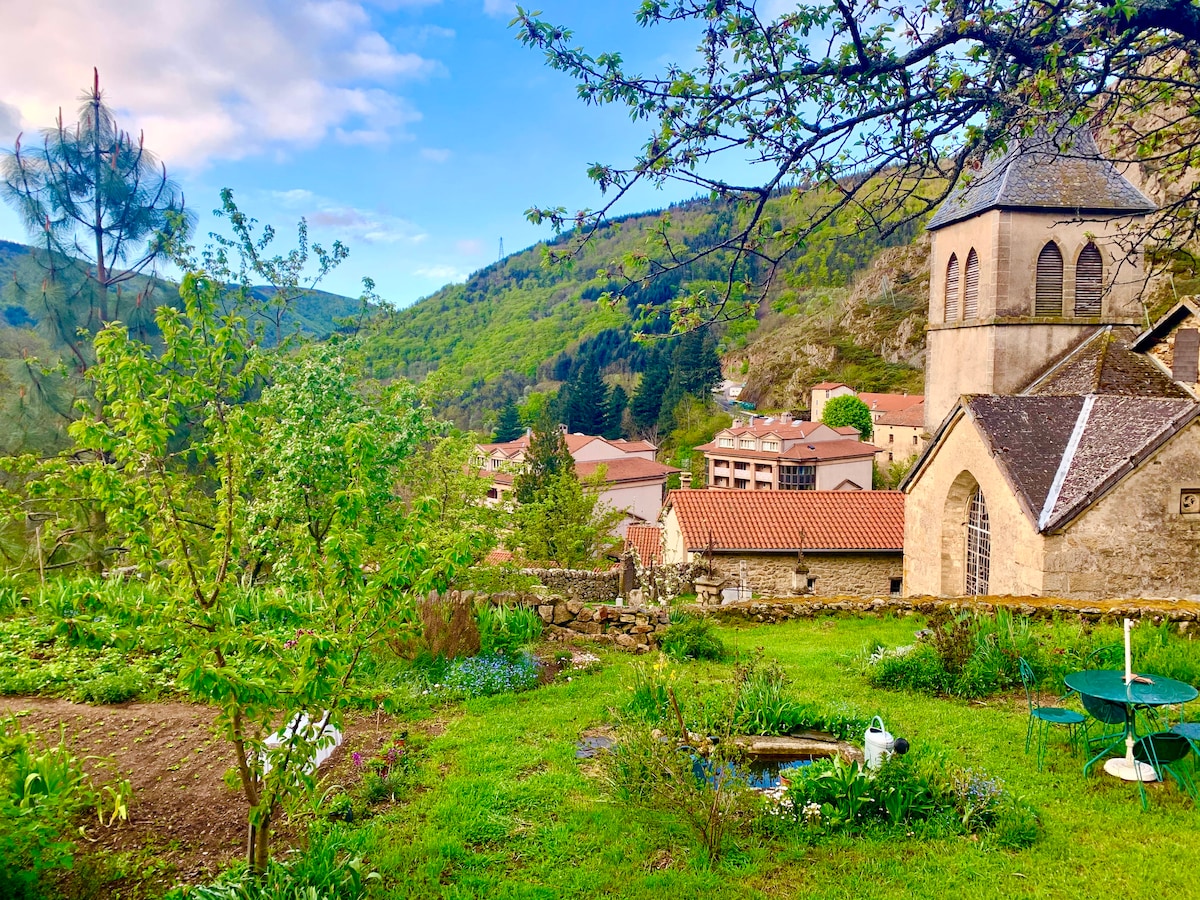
left=864, top=716, right=895, bottom=769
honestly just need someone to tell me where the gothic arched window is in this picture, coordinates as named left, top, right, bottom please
left=1075, top=242, right=1103, bottom=316
left=1035, top=241, right=1064, bottom=316
left=963, top=249, right=980, bottom=319
left=965, top=487, right=990, bottom=596
left=945, top=253, right=960, bottom=321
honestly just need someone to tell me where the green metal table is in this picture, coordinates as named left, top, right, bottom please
left=1065, top=669, right=1198, bottom=781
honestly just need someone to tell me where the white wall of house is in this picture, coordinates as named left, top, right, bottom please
left=810, top=385, right=855, bottom=422
left=814, top=457, right=872, bottom=490
left=601, top=480, right=668, bottom=531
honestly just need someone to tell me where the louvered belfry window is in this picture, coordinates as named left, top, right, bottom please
left=944, top=253, right=960, bottom=321
left=1035, top=241, right=1064, bottom=316
left=1074, top=242, right=1104, bottom=316
left=963, top=249, right=980, bottom=319
left=965, top=487, right=991, bottom=596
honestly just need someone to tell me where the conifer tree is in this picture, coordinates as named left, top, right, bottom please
left=514, top=418, right=573, bottom=505
left=492, top=398, right=524, bottom=442
left=602, top=384, right=628, bottom=440
left=563, top=359, right=608, bottom=435
left=629, top=347, right=671, bottom=433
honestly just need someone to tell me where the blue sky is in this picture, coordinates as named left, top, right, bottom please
left=0, top=1, right=731, bottom=306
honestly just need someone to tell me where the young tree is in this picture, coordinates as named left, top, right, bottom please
left=513, top=419, right=573, bottom=505
left=512, top=468, right=624, bottom=568
left=821, top=395, right=874, bottom=440
left=0, top=69, right=191, bottom=362
left=492, top=397, right=525, bottom=442
left=516, top=2, right=1200, bottom=327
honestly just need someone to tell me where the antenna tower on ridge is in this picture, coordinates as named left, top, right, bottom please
left=498, top=237, right=504, bottom=261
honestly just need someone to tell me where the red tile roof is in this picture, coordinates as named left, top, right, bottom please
left=609, top=439, right=658, bottom=452
left=575, top=457, right=679, bottom=483
left=857, top=392, right=924, bottom=414
left=811, top=382, right=849, bottom=391
left=832, top=426, right=862, bottom=436
left=665, top=489, right=904, bottom=551
left=875, top=401, right=926, bottom=428
left=779, top=438, right=879, bottom=461
left=724, top=420, right=829, bottom=438
left=484, top=548, right=514, bottom=565
left=624, top=524, right=663, bottom=565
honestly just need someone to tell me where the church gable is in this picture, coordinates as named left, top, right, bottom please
left=1022, top=326, right=1191, bottom=398
left=1131, top=300, right=1200, bottom=393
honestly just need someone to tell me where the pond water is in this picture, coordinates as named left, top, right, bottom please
left=693, top=753, right=819, bottom=790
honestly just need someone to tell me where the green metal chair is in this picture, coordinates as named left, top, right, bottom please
left=1133, top=732, right=1196, bottom=809
left=1019, top=658, right=1085, bottom=770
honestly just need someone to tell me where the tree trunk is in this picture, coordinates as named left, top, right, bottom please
left=248, top=815, right=271, bottom=877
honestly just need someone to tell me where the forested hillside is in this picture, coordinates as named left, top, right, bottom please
left=363, top=192, right=930, bottom=431
left=0, top=238, right=368, bottom=454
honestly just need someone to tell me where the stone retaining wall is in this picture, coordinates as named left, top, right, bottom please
left=528, top=597, right=669, bottom=651
left=689, top=594, right=1200, bottom=626
left=521, top=568, right=619, bottom=602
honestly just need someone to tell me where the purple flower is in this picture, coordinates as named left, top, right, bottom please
left=352, top=752, right=363, bottom=768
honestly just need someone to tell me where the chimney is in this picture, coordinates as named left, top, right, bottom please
left=732, top=417, right=743, bottom=427
left=780, top=412, right=793, bottom=425
left=680, top=472, right=693, bottom=489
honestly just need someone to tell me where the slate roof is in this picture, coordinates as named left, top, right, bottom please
left=664, top=490, right=904, bottom=552
left=624, top=524, right=663, bottom=565
left=1023, top=327, right=1190, bottom=398
left=926, top=124, right=1156, bottom=231
left=965, top=394, right=1200, bottom=531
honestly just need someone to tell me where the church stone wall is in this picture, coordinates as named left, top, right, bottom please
left=904, top=413, right=1045, bottom=596
left=1042, top=420, right=1200, bottom=600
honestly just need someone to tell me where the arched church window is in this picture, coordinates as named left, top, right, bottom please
left=1034, top=241, right=1064, bottom=316
left=1075, top=243, right=1103, bottom=316
left=965, top=487, right=990, bottom=596
left=963, top=249, right=980, bottom=319
left=944, top=253, right=960, bottom=321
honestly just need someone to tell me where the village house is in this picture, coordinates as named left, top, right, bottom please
left=873, top=400, right=927, bottom=466
left=659, top=489, right=905, bottom=596
left=474, top=431, right=677, bottom=529
left=695, top=414, right=878, bottom=491
left=902, top=122, right=1200, bottom=600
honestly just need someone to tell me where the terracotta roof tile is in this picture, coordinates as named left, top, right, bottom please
left=779, top=439, right=879, bottom=461
left=484, top=548, right=514, bottom=565
left=811, top=382, right=849, bottom=390
left=666, top=490, right=904, bottom=551
left=624, top=524, right=663, bottom=565
left=575, top=457, right=679, bottom=483
left=610, top=439, right=658, bottom=452
left=875, top=402, right=926, bottom=428
left=857, top=392, right=924, bottom=414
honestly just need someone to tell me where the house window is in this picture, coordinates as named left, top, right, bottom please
left=778, top=465, right=816, bottom=490
left=486, top=488, right=498, bottom=499
left=762, top=440, right=779, bottom=451
left=490, top=459, right=502, bottom=470
left=913, top=435, right=919, bottom=445
left=945, top=253, right=959, bottom=321
left=807, top=575, right=818, bottom=591
left=889, top=577, right=903, bottom=596
left=965, top=487, right=990, bottom=596
left=888, top=434, right=894, bottom=444
left=1075, top=242, right=1103, bottom=316
left=739, top=438, right=756, bottom=450
left=1035, top=241, right=1064, bottom=316
left=734, top=461, right=749, bottom=471
left=718, top=437, right=734, bottom=448
left=963, top=249, right=980, bottom=319
left=888, top=452, right=894, bottom=461
left=735, top=478, right=750, bottom=489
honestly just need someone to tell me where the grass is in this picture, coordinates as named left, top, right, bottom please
left=7, top=605, right=1200, bottom=897
left=325, top=614, right=1200, bottom=899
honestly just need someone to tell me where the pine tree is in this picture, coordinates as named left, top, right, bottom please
left=564, top=360, right=608, bottom=434
left=602, top=384, right=628, bottom=440
left=629, top=347, right=671, bottom=433
left=492, top=398, right=524, bottom=442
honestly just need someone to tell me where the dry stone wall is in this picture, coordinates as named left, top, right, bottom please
left=521, top=568, right=619, bottom=602
left=461, top=590, right=669, bottom=651
left=692, top=594, right=1200, bottom=627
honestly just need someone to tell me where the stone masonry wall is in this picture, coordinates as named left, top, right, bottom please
left=521, top=568, right=619, bottom=602
left=692, top=595, right=1200, bottom=627
left=724, top=552, right=903, bottom=598
left=463, top=591, right=669, bottom=651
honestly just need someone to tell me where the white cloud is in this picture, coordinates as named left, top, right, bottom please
left=415, top=264, right=466, bottom=282
left=482, top=0, right=516, bottom=18
left=420, top=147, right=451, bottom=163
left=0, top=100, right=19, bottom=145
left=264, top=188, right=427, bottom=245
left=0, top=0, right=441, bottom=170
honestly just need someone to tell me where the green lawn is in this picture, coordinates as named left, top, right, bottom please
left=342, top=615, right=1200, bottom=900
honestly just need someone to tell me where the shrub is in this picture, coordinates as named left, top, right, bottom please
left=476, top=603, right=543, bottom=657
left=661, top=615, right=725, bottom=661
left=418, top=593, right=481, bottom=659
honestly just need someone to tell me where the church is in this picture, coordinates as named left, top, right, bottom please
left=901, top=125, right=1200, bottom=600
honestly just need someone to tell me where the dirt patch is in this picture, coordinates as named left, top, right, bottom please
left=0, top=697, right=403, bottom=891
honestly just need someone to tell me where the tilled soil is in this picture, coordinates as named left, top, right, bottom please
left=0, top=697, right=403, bottom=890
